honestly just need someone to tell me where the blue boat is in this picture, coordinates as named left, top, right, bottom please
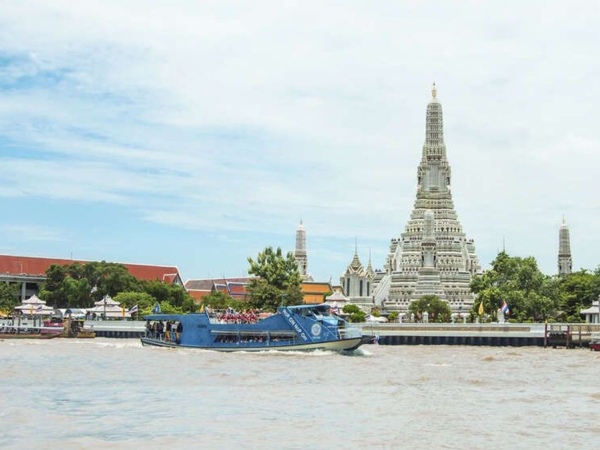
left=141, top=304, right=365, bottom=352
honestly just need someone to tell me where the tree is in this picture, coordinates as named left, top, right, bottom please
left=114, top=292, right=156, bottom=315
left=342, top=303, right=366, bottom=323
left=558, top=270, right=599, bottom=320
left=247, top=247, right=304, bottom=311
left=409, top=295, right=452, bottom=322
left=38, top=261, right=197, bottom=313
left=388, top=311, right=399, bottom=322
left=470, top=252, right=560, bottom=322
left=0, top=283, right=20, bottom=314
left=202, top=291, right=232, bottom=310
left=39, top=264, right=68, bottom=307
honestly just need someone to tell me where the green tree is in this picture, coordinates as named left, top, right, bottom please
left=246, top=247, right=304, bottom=311
left=558, top=270, right=599, bottom=320
left=39, top=264, right=68, bottom=307
left=409, top=295, right=452, bottom=322
left=202, top=291, right=232, bottom=310
left=388, top=311, right=399, bottom=322
left=38, top=261, right=197, bottom=313
left=470, top=252, right=560, bottom=321
left=0, top=282, right=20, bottom=314
left=342, top=303, right=366, bottom=323
left=114, top=292, right=156, bottom=315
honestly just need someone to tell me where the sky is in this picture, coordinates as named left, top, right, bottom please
left=0, top=1, right=599, bottom=282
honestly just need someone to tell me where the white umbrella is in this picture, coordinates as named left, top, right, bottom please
left=22, top=295, right=46, bottom=305
left=94, top=295, right=120, bottom=306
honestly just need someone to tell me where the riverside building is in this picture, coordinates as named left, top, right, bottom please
left=370, top=85, right=481, bottom=315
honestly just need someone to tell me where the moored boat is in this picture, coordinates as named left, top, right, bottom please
left=0, top=325, right=61, bottom=340
left=591, top=333, right=600, bottom=352
left=141, top=304, right=366, bottom=352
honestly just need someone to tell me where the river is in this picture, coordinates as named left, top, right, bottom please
left=0, top=339, right=598, bottom=450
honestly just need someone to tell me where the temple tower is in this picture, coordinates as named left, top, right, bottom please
left=558, top=217, right=572, bottom=276
left=340, top=242, right=375, bottom=311
left=373, top=84, right=480, bottom=315
left=294, top=220, right=308, bottom=278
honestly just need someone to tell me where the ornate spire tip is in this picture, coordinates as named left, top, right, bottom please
left=432, top=82, right=437, bottom=98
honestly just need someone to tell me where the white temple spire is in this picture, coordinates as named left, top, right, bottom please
left=558, top=217, right=572, bottom=277
left=294, top=220, right=308, bottom=278
left=372, top=85, right=480, bottom=314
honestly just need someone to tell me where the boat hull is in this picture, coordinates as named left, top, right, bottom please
left=0, top=333, right=60, bottom=340
left=140, top=336, right=364, bottom=352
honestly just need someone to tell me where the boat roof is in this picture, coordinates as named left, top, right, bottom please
left=284, top=304, right=330, bottom=311
left=143, top=314, right=193, bottom=321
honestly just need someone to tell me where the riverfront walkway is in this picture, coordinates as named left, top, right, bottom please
left=360, top=323, right=547, bottom=346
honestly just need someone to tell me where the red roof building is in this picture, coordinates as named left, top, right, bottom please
left=0, top=254, right=183, bottom=301
left=185, top=277, right=252, bottom=302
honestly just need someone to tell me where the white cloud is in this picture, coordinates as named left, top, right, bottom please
left=0, top=1, right=599, bottom=277
left=1, top=224, right=64, bottom=242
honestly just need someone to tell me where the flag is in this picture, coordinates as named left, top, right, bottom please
left=152, top=302, right=161, bottom=314
left=478, top=300, right=484, bottom=316
left=199, top=304, right=205, bottom=313
left=129, top=304, right=139, bottom=315
left=501, top=301, right=510, bottom=315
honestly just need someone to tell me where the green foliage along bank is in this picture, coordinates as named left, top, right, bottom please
left=0, top=282, right=20, bottom=315
left=342, top=304, right=366, bottom=323
left=470, top=251, right=600, bottom=322
left=408, top=295, right=452, bottom=322
left=38, top=262, right=197, bottom=314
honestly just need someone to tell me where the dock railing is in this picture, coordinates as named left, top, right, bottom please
left=547, top=323, right=600, bottom=348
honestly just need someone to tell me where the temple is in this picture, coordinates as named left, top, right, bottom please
left=340, top=244, right=375, bottom=310
left=558, top=217, right=572, bottom=276
left=370, top=84, right=480, bottom=315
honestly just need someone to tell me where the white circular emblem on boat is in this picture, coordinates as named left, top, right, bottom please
left=311, top=323, right=322, bottom=336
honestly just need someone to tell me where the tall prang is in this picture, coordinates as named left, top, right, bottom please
left=294, top=220, right=308, bottom=279
left=558, top=217, right=572, bottom=276
left=372, top=84, right=480, bottom=315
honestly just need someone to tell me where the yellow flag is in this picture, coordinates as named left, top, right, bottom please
left=199, top=304, right=205, bottom=313
left=478, top=301, right=484, bottom=316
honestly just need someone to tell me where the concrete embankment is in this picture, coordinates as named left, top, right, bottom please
left=359, top=323, right=546, bottom=347
left=84, top=320, right=145, bottom=338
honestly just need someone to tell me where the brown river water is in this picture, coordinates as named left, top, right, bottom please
left=0, top=339, right=599, bottom=450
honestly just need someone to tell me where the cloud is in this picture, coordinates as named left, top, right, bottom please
left=0, top=224, right=64, bottom=242
left=0, top=1, right=600, bottom=277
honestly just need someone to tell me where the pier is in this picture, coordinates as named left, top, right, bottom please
left=84, top=320, right=145, bottom=338
left=360, top=323, right=546, bottom=347
left=547, top=323, right=600, bottom=348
